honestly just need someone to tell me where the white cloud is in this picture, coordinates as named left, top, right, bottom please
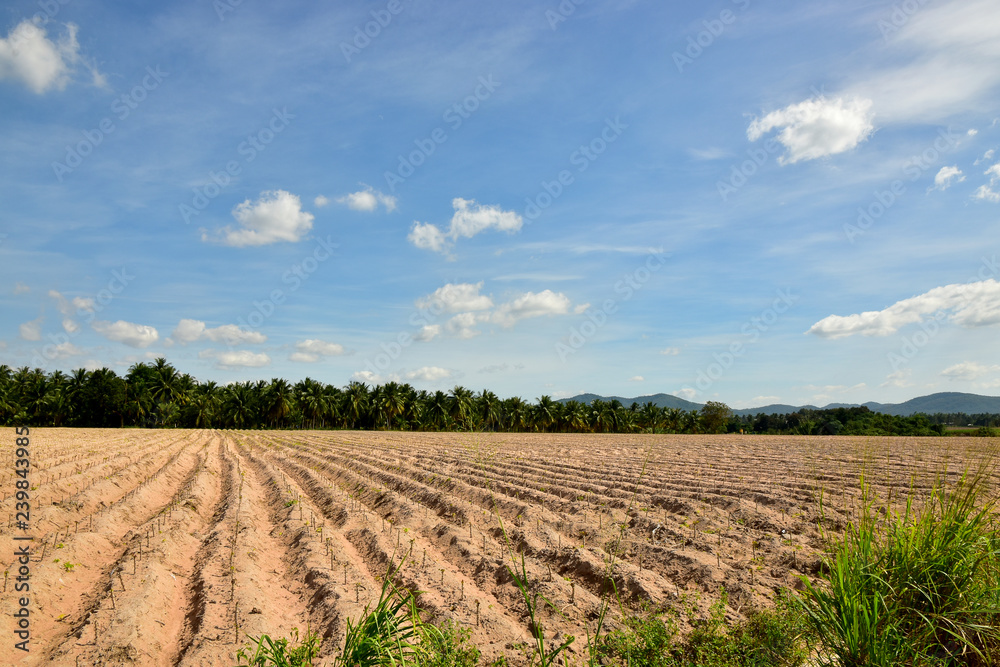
left=446, top=312, right=482, bottom=339
left=974, top=149, right=995, bottom=166
left=414, top=283, right=574, bottom=339
left=289, top=339, right=345, bottom=363
left=19, top=317, right=43, bottom=341
left=406, top=366, right=452, bottom=382
left=489, top=290, right=571, bottom=327
left=414, top=324, right=441, bottom=342
left=675, top=387, right=698, bottom=401
left=337, top=186, right=397, bottom=212
left=880, top=369, right=914, bottom=388
left=206, top=190, right=314, bottom=247
left=92, top=320, right=160, bottom=348
left=478, top=362, right=524, bottom=373
left=931, top=166, right=964, bottom=191
left=416, top=282, right=494, bottom=313
left=0, top=21, right=101, bottom=94
left=314, top=195, right=330, bottom=207
left=62, top=318, right=79, bottom=334
left=853, top=0, right=1000, bottom=123
left=660, top=347, right=681, bottom=356
left=49, top=342, right=82, bottom=359
left=807, top=279, right=1000, bottom=338
left=974, top=185, right=1000, bottom=203
left=968, top=129, right=979, bottom=136
left=628, top=376, right=644, bottom=382
left=408, top=222, right=449, bottom=254
left=408, top=198, right=522, bottom=254
left=351, top=370, right=386, bottom=384
left=974, top=162, right=1000, bottom=202
left=13, top=282, right=29, bottom=295
left=48, top=289, right=93, bottom=317
left=940, top=361, right=1000, bottom=381
left=200, top=348, right=271, bottom=369
left=747, top=96, right=875, bottom=164
left=171, top=319, right=266, bottom=346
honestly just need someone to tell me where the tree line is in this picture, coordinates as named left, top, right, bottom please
left=1, top=360, right=996, bottom=435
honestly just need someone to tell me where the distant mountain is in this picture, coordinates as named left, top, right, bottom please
left=559, top=391, right=1000, bottom=417
left=558, top=392, right=702, bottom=411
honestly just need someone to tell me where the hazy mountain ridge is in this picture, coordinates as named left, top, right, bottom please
left=558, top=392, right=1000, bottom=417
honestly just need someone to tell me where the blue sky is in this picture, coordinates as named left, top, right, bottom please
left=2, top=0, right=999, bottom=408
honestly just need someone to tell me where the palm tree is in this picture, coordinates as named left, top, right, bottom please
left=448, top=386, right=475, bottom=430
left=344, top=381, right=370, bottom=429
left=266, top=378, right=294, bottom=428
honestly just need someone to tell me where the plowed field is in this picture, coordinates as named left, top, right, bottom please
left=3, top=430, right=996, bottom=666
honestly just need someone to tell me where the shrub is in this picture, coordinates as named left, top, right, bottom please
left=799, top=463, right=1000, bottom=666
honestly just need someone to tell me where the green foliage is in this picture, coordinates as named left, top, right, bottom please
left=335, top=555, right=419, bottom=667
left=594, top=590, right=812, bottom=667
left=412, top=620, right=481, bottom=667
left=235, top=627, right=321, bottom=667
left=799, top=463, right=1000, bottom=666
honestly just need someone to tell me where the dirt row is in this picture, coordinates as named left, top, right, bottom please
left=2, top=429, right=996, bottom=666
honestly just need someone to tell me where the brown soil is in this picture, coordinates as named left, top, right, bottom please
left=2, top=429, right=996, bottom=665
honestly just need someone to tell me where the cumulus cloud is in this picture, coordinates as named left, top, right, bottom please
left=48, top=289, right=93, bottom=316
left=881, top=369, right=914, bottom=388
left=807, top=279, right=1000, bottom=339
left=205, top=190, right=314, bottom=247
left=13, top=282, right=29, bottom=295
left=408, top=198, right=522, bottom=254
left=92, top=320, right=160, bottom=348
left=414, top=324, right=441, bottom=342
left=747, top=96, right=875, bottom=164
left=416, top=282, right=494, bottom=313
left=974, top=163, right=1000, bottom=202
left=48, top=342, right=83, bottom=359
left=0, top=21, right=103, bottom=94
left=171, top=319, right=266, bottom=346
left=337, top=186, right=397, bottom=212
left=446, top=312, right=482, bottom=339
left=940, top=361, right=1000, bottom=381
left=974, top=149, right=995, bottom=166
left=19, top=317, right=43, bottom=341
left=489, top=290, right=571, bottom=327
left=289, top=339, right=345, bottom=363
left=406, top=366, right=452, bottom=382
left=931, top=166, right=965, bottom=191
left=199, top=349, right=271, bottom=369
left=413, top=283, right=574, bottom=339
left=314, top=195, right=330, bottom=207
left=628, top=376, right=645, bottom=382
left=675, top=387, right=698, bottom=401
left=660, top=347, right=681, bottom=356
